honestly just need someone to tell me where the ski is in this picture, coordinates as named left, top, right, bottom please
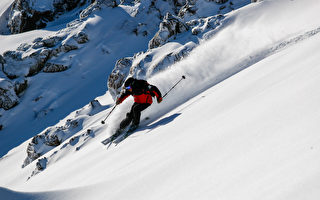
left=114, top=129, right=135, bottom=146
left=101, top=126, right=138, bottom=148
left=101, top=129, right=124, bottom=147
left=101, top=136, right=114, bottom=145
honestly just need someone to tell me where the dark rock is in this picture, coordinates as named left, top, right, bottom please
left=14, top=78, right=28, bottom=96
left=36, top=157, right=47, bottom=171
left=23, top=118, right=82, bottom=167
left=42, top=36, right=64, bottom=48
left=73, top=31, right=89, bottom=44
left=214, top=0, right=228, bottom=4
left=8, top=0, right=91, bottom=34
left=0, top=79, right=19, bottom=110
left=43, top=62, right=70, bottom=73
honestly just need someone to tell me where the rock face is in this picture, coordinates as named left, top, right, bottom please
left=23, top=118, right=82, bottom=168
left=1, top=30, right=89, bottom=78
left=8, top=0, right=91, bottom=34
left=148, top=13, right=188, bottom=49
left=0, top=25, right=89, bottom=109
left=2, top=48, right=51, bottom=79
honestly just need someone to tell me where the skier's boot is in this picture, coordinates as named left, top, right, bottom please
left=127, top=124, right=138, bottom=133
left=112, top=128, right=124, bottom=140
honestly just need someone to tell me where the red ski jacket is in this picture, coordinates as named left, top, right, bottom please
left=117, top=79, right=162, bottom=105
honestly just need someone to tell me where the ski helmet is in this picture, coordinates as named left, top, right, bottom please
left=124, top=77, right=135, bottom=87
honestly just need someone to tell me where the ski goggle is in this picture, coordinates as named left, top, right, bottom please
left=125, top=86, right=132, bottom=90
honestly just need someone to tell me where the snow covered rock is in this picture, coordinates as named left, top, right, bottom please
left=27, top=157, right=48, bottom=179
left=14, top=78, right=28, bottom=96
left=2, top=48, right=51, bottom=78
left=108, top=57, right=133, bottom=98
left=43, top=62, right=70, bottom=73
left=73, top=31, right=89, bottom=44
left=187, top=14, right=224, bottom=35
left=35, top=157, right=48, bottom=171
left=80, top=0, right=118, bottom=20
left=8, top=0, right=91, bottom=34
left=0, top=79, right=19, bottom=110
left=1, top=27, right=88, bottom=79
left=76, top=99, right=104, bottom=116
left=149, top=13, right=188, bottom=49
left=23, top=118, right=83, bottom=167
left=177, top=0, right=197, bottom=19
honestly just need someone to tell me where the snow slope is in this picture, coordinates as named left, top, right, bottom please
left=0, top=0, right=13, bottom=34
left=1, top=0, right=320, bottom=199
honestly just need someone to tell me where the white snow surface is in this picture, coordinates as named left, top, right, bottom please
left=1, top=0, right=320, bottom=199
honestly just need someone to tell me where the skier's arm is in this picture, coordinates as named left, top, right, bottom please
left=116, top=91, right=130, bottom=104
left=149, top=85, right=162, bottom=103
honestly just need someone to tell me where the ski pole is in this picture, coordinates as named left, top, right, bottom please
left=163, top=75, right=186, bottom=98
left=101, top=104, right=117, bottom=124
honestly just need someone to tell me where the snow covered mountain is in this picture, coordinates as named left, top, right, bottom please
left=1, top=0, right=320, bottom=199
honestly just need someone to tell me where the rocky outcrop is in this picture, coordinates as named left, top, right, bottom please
left=148, top=13, right=188, bottom=49
left=177, top=0, right=197, bottom=19
left=80, top=0, right=118, bottom=20
left=23, top=118, right=83, bottom=168
left=0, top=27, right=89, bottom=110
left=14, top=78, right=28, bottom=96
left=108, top=57, right=133, bottom=98
left=8, top=0, right=91, bottom=34
left=2, top=48, right=51, bottom=79
left=27, top=157, right=48, bottom=179
left=0, top=79, right=19, bottom=110
left=146, top=42, right=196, bottom=76
left=76, top=99, right=104, bottom=116
left=43, top=62, right=70, bottom=73
left=187, top=14, right=225, bottom=35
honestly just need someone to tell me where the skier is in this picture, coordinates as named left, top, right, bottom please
left=114, top=77, right=162, bottom=135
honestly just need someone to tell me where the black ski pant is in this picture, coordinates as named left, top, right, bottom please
left=119, top=103, right=150, bottom=130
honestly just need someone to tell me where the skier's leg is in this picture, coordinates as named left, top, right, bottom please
left=131, top=103, right=150, bottom=126
left=119, top=103, right=137, bottom=130
left=119, top=113, right=133, bottom=130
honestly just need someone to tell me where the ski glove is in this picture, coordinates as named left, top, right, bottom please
left=157, top=97, right=163, bottom=103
